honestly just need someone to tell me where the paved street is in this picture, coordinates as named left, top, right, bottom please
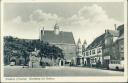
left=4, top=66, right=123, bottom=77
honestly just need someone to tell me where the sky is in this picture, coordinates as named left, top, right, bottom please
left=3, top=2, right=124, bottom=45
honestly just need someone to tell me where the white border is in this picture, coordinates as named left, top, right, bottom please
left=1, top=0, right=127, bottom=82
left=1, top=0, right=4, bottom=82
left=1, top=0, right=124, bottom=3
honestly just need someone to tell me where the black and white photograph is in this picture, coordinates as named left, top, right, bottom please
left=1, top=0, right=127, bottom=82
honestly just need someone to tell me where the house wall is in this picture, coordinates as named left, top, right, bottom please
left=118, top=39, right=124, bottom=60
left=103, top=28, right=124, bottom=68
left=52, top=43, right=76, bottom=61
left=84, top=46, right=103, bottom=67
left=113, top=39, right=124, bottom=60
left=104, top=31, right=124, bottom=60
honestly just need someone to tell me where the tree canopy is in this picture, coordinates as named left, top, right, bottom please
left=4, top=36, right=64, bottom=65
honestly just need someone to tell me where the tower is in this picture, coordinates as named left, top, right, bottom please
left=82, top=40, right=87, bottom=55
left=83, top=40, right=87, bottom=49
left=77, top=38, right=82, bottom=57
left=76, top=38, right=84, bottom=66
left=113, top=24, right=119, bottom=43
left=54, top=23, right=60, bottom=35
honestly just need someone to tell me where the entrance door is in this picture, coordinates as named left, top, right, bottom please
left=76, top=58, right=80, bottom=65
left=104, top=59, right=110, bottom=68
left=87, top=58, right=90, bottom=66
left=10, top=59, right=16, bottom=65
left=61, top=61, right=63, bottom=66
left=84, top=61, right=86, bottom=66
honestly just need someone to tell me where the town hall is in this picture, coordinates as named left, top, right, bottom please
left=39, top=23, right=76, bottom=65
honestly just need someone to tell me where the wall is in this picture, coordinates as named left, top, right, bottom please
left=84, top=46, right=103, bottom=67
left=118, top=39, right=124, bottom=60
left=113, top=39, right=124, bottom=60
left=52, top=43, right=76, bottom=61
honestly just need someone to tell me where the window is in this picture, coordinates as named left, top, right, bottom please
left=121, top=57, right=124, bottom=60
left=91, top=58, right=94, bottom=63
left=99, top=57, right=100, bottom=61
left=95, top=58, right=97, bottom=62
left=110, top=60, right=120, bottom=64
left=86, top=51, right=89, bottom=56
left=97, top=48, right=101, bottom=53
left=92, top=50, right=95, bottom=54
left=90, top=50, right=91, bottom=55
left=111, top=61, right=113, bottom=64
left=120, top=46, right=124, bottom=51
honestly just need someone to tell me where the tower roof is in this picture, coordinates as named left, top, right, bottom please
left=54, top=23, right=59, bottom=29
left=77, top=38, right=81, bottom=44
left=83, top=40, right=87, bottom=45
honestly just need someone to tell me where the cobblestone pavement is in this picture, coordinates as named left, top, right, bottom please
left=4, top=66, right=124, bottom=77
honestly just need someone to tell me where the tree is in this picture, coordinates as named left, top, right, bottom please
left=4, top=36, right=64, bottom=65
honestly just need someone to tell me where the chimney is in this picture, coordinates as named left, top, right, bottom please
left=114, top=24, right=117, bottom=30
left=105, top=29, right=108, bottom=33
left=40, top=27, right=44, bottom=41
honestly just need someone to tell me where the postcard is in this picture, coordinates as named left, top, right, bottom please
left=1, top=0, right=127, bottom=82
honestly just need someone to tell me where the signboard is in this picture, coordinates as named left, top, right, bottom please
left=104, top=56, right=110, bottom=59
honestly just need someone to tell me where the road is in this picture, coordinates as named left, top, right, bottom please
left=4, top=66, right=124, bottom=77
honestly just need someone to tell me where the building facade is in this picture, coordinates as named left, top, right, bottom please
left=84, top=33, right=105, bottom=67
left=83, top=24, right=124, bottom=68
left=114, top=25, right=124, bottom=60
left=39, top=23, right=76, bottom=66
left=103, top=24, right=124, bottom=68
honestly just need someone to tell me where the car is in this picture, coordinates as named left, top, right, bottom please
left=20, top=64, right=24, bottom=66
left=109, top=60, right=124, bottom=70
left=10, top=62, right=15, bottom=66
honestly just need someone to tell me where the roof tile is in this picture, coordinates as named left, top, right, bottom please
left=41, top=30, right=75, bottom=44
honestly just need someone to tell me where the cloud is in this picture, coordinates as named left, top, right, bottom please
left=78, top=4, right=108, bottom=21
left=27, top=4, right=122, bottom=30
left=12, top=16, right=23, bottom=24
left=4, top=4, right=123, bottom=44
left=29, top=9, right=62, bottom=24
left=68, top=4, right=111, bottom=27
left=66, top=4, right=123, bottom=44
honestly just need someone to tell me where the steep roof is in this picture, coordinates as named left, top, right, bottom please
left=41, top=30, right=75, bottom=44
left=77, top=38, right=81, bottom=44
left=116, top=24, right=124, bottom=40
left=117, top=24, right=124, bottom=37
left=86, top=33, right=105, bottom=50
